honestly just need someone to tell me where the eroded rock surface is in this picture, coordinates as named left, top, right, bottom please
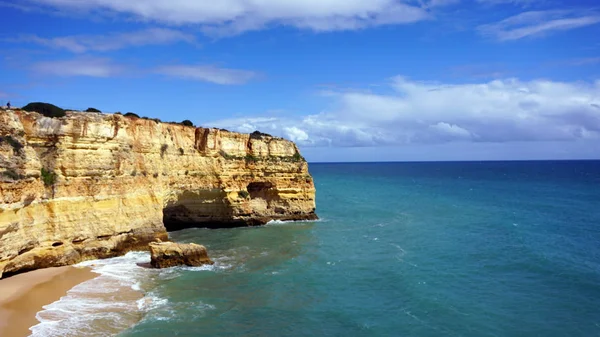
left=149, top=242, right=213, bottom=268
left=0, top=109, right=317, bottom=278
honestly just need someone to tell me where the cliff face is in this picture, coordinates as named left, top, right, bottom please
left=0, top=110, right=317, bottom=278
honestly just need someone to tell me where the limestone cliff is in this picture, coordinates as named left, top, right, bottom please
left=0, top=109, right=317, bottom=278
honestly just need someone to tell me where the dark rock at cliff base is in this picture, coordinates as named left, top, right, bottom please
left=149, top=242, right=214, bottom=268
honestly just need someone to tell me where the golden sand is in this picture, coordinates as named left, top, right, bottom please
left=0, top=266, right=96, bottom=337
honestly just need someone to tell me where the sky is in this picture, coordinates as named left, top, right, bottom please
left=1, top=0, right=599, bottom=162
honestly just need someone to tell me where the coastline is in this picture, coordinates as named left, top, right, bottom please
left=0, top=266, right=97, bottom=337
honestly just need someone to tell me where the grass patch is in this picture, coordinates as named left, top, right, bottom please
left=219, top=150, right=237, bottom=160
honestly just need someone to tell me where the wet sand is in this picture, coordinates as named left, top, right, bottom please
left=0, top=266, right=96, bottom=337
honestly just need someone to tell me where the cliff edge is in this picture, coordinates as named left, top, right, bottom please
left=0, top=109, right=317, bottom=278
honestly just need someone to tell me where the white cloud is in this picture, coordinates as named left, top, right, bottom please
left=426, top=0, right=461, bottom=8
left=476, top=0, right=542, bottom=6
left=205, top=76, right=600, bottom=147
left=28, top=58, right=258, bottom=84
left=479, top=10, right=600, bottom=41
left=27, top=0, right=430, bottom=35
left=15, top=28, right=195, bottom=53
left=429, top=122, right=472, bottom=139
left=32, top=57, right=124, bottom=77
left=284, top=126, right=310, bottom=143
left=566, top=57, right=600, bottom=66
left=154, top=65, right=257, bottom=85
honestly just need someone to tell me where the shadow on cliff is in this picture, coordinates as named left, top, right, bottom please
left=162, top=184, right=316, bottom=232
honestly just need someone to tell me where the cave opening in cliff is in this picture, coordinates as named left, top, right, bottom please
left=247, top=182, right=274, bottom=199
left=162, top=189, right=245, bottom=231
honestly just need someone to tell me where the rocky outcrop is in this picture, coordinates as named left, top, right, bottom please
left=149, top=241, right=213, bottom=268
left=0, top=109, right=317, bottom=278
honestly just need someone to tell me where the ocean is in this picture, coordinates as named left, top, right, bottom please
left=30, top=161, right=600, bottom=337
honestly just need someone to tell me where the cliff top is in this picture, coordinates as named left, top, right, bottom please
left=1, top=105, right=286, bottom=143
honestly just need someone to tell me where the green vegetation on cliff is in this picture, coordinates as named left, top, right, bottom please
left=22, top=102, right=66, bottom=118
left=41, top=168, right=57, bottom=186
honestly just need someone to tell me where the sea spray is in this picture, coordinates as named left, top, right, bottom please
left=29, top=252, right=150, bottom=336
left=29, top=251, right=227, bottom=337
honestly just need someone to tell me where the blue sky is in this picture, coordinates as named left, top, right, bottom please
left=1, top=0, right=599, bottom=162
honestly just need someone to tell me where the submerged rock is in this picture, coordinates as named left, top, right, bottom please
left=149, top=242, right=214, bottom=268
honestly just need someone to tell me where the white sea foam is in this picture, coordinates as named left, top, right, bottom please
left=266, top=218, right=324, bottom=226
left=136, top=294, right=169, bottom=312
left=29, top=252, right=155, bottom=337
left=29, top=250, right=225, bottom=336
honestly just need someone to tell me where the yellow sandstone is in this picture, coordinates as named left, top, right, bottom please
left=0, top=110, right=317, bottom=278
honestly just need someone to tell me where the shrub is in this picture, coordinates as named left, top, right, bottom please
left=250, top=130, right=272, bottom=140
left=22, top=102, right=66, bottom=118
left=41, top=168, right=57, bottom=187
left=181, top=120, right=194, bottom=127
left=160, top=144, right=168, bottom=158
left=179, top=147, right=184, bottom=155
left=293, top=151, right=304, bottom=162
left=142, top=117, right=161, bottom=124
left=85, top=107, right=101, bottom=113
left=238, top=190, right=250, bottom=199
left=219, top=150, right=236, bottom=160
left=124, top=112, right=140, bottom=118
left=245, top=154, right=259, bottom=163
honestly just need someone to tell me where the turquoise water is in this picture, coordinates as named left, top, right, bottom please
left=34, top=161, right=600, bottom=336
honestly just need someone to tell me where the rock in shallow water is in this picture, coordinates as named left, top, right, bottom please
left=149, top=242, right=214, bottom=268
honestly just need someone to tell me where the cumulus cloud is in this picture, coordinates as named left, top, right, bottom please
left=14, top=28, right=196, bottom=53
left=479, top=10, right=600, bottom=41
left=154, top=65, right=257, bottom=85
left=32, top=57, right=125, bottom=77
left=205, top=76, right=600, bottom=147
left=26, top=0, right=430, bottom=35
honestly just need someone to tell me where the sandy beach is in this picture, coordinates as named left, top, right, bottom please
left=0, top=266, right=96, bottom=337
